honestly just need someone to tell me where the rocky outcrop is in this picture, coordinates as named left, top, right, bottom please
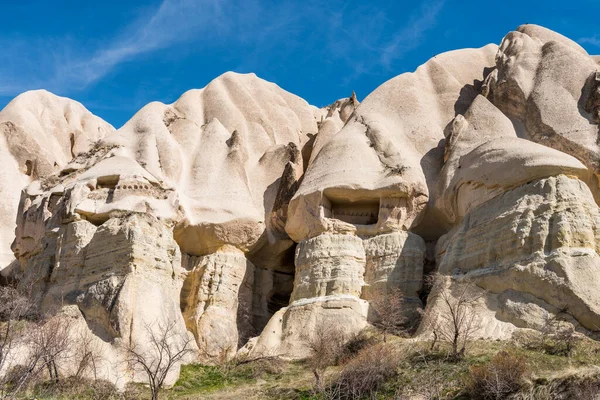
left=485, top=25, right=600, bottom=179
left=0, top=91, right=114, bottom=278
left=181, top=249, right=254, bottom=358
left=7, top=73, right=341, bottom=381
left=4, top=23, right=600, bottom=385
left=362, top=232, right=425, bottom=313
left=253, top=44, right=498, bottom=355
left=435, top=175, right=600, bottom=336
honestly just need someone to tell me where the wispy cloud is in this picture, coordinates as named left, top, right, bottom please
left=0, top=0, right=445, bottom=98
left=232, top=0, right=446, bottom=82
left=0, top=0, right=236, bottom=95
left=72, top=0, right=234, bottom=82
left=381, top=0, right=445, bottom=68
left=579, top=35, right=600, bottom=48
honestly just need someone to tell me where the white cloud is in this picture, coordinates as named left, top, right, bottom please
left=579, top=35, right=600, bottom=48
left=0, top=0, right=237, bottom=96
left=65, top=0, right=233, bottom=84
left=0, top=0, right=445, bottom=97
left=232, top=0, right=446, bottom=81
left=380, top=0, right=445, bottom=68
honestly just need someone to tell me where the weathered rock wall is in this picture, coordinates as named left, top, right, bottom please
left=436, top=175, right=600, bottom=335
left=0, top=91, right=114, bottom=277
left=4, top=23, right=600, bottom=386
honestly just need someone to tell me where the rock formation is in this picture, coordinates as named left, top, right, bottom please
left=3, top=24, right=600, bottom=384
left=0, top=91, right=114, bottom=281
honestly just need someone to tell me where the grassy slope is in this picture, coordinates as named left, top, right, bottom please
left=160, top=336, right=600, bottom=399
left=18, top=334, right=600, bottom=399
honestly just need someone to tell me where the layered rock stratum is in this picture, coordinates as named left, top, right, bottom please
left=3, top=24, right=600, bottom=384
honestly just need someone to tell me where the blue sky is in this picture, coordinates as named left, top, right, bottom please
left=0, top=0, right=599, bottom=128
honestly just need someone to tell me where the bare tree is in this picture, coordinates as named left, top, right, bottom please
left=1, top=305, right=73, bottom=399
left=424, top=274, right=485, bottom=359
left=537, top=309, right=578, bottom=356
left=371, top=287, right=407, bottom=342
left=301, top=320, right=347, bottom=391
left=73, top=329, right=103, bottom=380
left=1, top=286, right=110, bottom=399
left=26, top=314, right=72, bottom=383
left=0, top=286, right=31, bottom=371
left=122, top=320, right=194, bottom=400
left=0, top=285, right=36, bottom=399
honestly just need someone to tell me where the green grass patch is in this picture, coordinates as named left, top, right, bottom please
left=171, top=364, right=238, bottom=394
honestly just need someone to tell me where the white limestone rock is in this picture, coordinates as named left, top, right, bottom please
left=180, top=249, right=254, bottom=359
left=7, top=23, right=600, bottom=387
left=433, top=175, right=600, bottom=336
left=9, top=72, right=322, bottom=382
left=487, top=24, right=600, bottom=179
left=362, top=231, right=426, bottom=314
left=0, top=91, right=114, bottom=276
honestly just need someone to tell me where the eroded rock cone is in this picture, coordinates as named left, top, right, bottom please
left=3, top=23, right=600, bottom=385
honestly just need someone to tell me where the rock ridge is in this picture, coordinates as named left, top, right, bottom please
left=2, top=24, right=600, bottom=385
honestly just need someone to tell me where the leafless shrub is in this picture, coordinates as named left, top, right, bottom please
left=1, top=311, right=74, bottom=399
left=339, top=330, right=379, bottom=364
left=0, top=287, right=109, bottom=399
left=301, top=320, right=348, bottom=391
left=122, top=320, right=195, bottom=400
left=466, top=350, right=530, bottom=400
left=32, top=376, right=121, bottom=400
left=396, top=361, right=447, bottom=400
left=568, top=379, right=600, bottom=400
left=0, top=286, right=35, bottom=364
left=517, top=311, right=580, bottom=357
left=0, top=285, right=45, bottom=399
left=333, top=342, right=401, bottom=399
left=73, top=328, right=104, bottom=380
left=27, top=314, right=72, bottom=383
left=249, top=357, right=286, bottom=378
left=371, top=287, right=407, bottom=342
left=539, top=311, right=579, bottom=357
left=513, top=368, right=600, bottom=400
left=423, top=274, right=485, bottom=359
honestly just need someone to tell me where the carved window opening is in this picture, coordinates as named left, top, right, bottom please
left=328, top=197, right=380, bottom=225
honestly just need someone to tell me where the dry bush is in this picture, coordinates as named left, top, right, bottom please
left=423, top=274, right=485, bottom=359
left=0, top=286, right=36, bottom=398
left=73, top=328, right=104, bottom=380
left=396, top=363, right=447, bottom=400
left=1, top=287, right=109, bottom=399
left=301, top=320, right=348, bottom=391
left=32, top=376, right=121, bottom=400
left=513, top=368, right=600, bottom=400
left=339, top=330, right=379, bottom=364
left=238, top=356, right=286, bottom=379
left=333, top=342, right=401, bottom=399
left=466, top=350, right=530, bottom=400
left=516, top=312, right=580, bottom=357
left=0, top=286, right=68, bottom=399
left=222, top=356, right=287, bottom=384
left=371, top=287, right=407, bottom=342
left=122, top=320, right=195, bottom=400
left=539, top=312, right=579, bottom=356
left=568, top=379, right=600, bottom=400
left=26, top=314, right=72, bottom=383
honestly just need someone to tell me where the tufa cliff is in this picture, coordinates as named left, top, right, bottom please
left=2, top=24, right=600, bottom=385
